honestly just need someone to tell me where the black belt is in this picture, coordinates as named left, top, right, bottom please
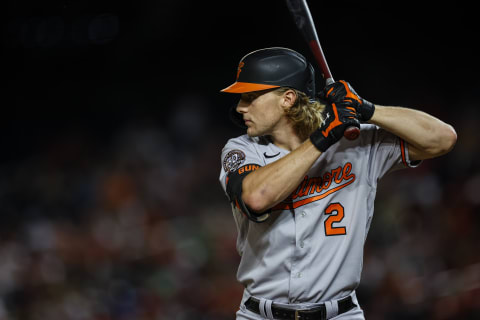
left=244, top=295, right=356, bottom=320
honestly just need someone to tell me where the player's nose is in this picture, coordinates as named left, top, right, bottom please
left=236, top=100, right=249, bottom=113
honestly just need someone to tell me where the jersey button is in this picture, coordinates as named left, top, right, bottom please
left=300, top=241, right=305, bottom=248
left=301, top=212, right=306, bottom=218
left=297, top=272, right=302, bottom=278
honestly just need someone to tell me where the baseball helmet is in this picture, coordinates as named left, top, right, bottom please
left=221, top=47, right=316, bottom=99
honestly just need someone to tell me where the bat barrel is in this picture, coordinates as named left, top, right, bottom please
left=285, top=0, right=359, bottom=140
left=308, top=39, right=333, bottom=82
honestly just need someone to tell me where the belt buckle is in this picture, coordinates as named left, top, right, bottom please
left=294, top=309, right=300, bottom=320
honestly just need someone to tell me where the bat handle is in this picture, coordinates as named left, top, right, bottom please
left=324, top=77, right=360, bottom=140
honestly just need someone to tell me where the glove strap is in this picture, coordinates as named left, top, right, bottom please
left=310, top=127, right=343, bottom=152
left=310, top=129, right=328, bottom=152
left=359, top=99, right=375, bottom=122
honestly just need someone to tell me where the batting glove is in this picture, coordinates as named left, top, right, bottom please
left=318, top=80, right=375, bottom=122
left=310, top=102, right=360, bottom=152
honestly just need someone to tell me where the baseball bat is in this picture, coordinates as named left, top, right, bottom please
left=285, top=0, right=360, bottom=140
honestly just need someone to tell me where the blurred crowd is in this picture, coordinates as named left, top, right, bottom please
left=0, top=95, right=479, bottom=320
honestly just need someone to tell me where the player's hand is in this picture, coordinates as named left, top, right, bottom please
left=310, top=102, right=360, bottom=152
left=318, top=80, right=375, bottom=122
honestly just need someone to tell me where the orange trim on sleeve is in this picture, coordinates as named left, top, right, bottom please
left=400, top=139, right=408, bottom=167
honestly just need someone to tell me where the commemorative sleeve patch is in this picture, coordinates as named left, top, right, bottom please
left=223, top=149, right=246, bottom=173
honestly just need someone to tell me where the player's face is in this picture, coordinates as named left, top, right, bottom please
left=236, top=89, right=287, bottom=137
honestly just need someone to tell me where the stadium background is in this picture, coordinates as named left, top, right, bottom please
left=3, top=1, right=479, bottom=319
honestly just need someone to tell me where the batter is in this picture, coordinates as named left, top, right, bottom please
left=219, top=47, right=456, bottom=320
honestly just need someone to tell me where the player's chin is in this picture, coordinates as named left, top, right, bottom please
left=246, top=129, right=257, bottom=137
left=246, top=127, right=262, bottom=137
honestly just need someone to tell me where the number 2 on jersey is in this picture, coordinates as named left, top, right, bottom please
left=324, top=203, right=347, bottom=236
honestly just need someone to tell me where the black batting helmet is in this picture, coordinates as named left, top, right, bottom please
left=221, top=47, right=316, bottom=99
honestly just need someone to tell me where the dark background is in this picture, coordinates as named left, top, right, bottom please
left=2, top=1, right=479, bottom=319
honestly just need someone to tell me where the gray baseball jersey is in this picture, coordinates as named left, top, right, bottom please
left=219, top=124, right=420, bottom=307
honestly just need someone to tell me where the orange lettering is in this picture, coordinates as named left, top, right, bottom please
left=273, top=162, right=356, bottom=211
left=308, top=177, right=319, bottom=195
left=298, top=177, right=316, bottom=197
left=342, top=162, right=354, bottom=180
left=315, top=176, right=324, bottom=192
left=237, top=164, right=260, bottom=175
left=332, top=166, right=343, bottom=184
left=272, top=178, right=356, bottom=211
left=292, top=176, right=308, bottom=200
left=323, top=172, right=332, bottom=190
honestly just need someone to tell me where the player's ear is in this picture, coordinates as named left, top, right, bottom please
left=282, top=89, right=297, bottom=110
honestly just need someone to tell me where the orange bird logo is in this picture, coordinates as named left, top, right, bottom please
left=236, top=61, right=245, bottom=80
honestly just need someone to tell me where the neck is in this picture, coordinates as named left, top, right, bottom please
left=269, top=122, right=304, bottom=151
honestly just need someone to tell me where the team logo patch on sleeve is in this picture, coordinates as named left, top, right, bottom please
left=223, top=149, right=246, bottom=172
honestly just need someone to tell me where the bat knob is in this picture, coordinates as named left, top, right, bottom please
left=344, top=126, right=360, bottom=140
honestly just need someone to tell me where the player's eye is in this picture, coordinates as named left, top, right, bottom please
left=241, top=93, right=257, bottom=102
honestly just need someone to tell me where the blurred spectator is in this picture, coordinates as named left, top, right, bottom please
left=0, top=90, right=478, bottom=319
left=3, top=1, right=477, bottom=319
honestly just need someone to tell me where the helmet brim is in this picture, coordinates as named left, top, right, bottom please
left=220, top=81, right=280, bottom=93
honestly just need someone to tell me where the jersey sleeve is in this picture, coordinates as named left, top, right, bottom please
left=219, top=136, right=270, bottom=223
left=361, top=124, right=421, bottom=184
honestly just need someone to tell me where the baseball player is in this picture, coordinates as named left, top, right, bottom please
left=218, top=47, right=456, bottom=320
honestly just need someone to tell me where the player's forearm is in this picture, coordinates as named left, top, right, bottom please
left=369, top=105, right=457, bottom=157
left=242, top=140, right=321, bottom=213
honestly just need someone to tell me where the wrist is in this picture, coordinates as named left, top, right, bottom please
left=366, top=104, right=386, bottom=124
left=359, top=99, right=375, bottom=122
left=310, top=129, right=329, bottom=152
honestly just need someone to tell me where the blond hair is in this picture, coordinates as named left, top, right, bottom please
left=274, top=88, right=325, bottom=141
